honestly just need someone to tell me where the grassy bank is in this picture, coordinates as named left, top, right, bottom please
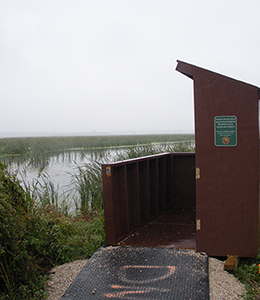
left=0, top=161, right=105, bottom=299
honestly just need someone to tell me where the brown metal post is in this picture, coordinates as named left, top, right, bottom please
left=102, top=164, right=117, bottom=245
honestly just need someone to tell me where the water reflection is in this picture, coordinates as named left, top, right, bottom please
left=1, top=149, right=115, bottom=214
left=0, top=141, right=195, bottom=214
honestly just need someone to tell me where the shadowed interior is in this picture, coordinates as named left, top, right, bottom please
left=118, top=207, right=196, bottom=249
left=102, top=153, right=196, bottom=250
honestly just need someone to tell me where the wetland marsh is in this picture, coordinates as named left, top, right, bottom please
left=0, top=134, right=195, bottom=214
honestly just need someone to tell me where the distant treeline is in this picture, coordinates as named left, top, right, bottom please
left=0, top=134, right=194, bottom=156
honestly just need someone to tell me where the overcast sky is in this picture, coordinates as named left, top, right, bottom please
left=1, top=0, right=260, bottom=137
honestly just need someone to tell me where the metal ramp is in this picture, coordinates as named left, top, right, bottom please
left=61, top=246, right=209, bottom=300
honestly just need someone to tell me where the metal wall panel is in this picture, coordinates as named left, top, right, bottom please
left=176, top=61, right=260, bottom=257
left=102, top=153, right=195, bottom=246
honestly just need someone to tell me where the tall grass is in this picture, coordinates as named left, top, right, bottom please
left=0, top=162, right=105, bottom=300
left=67, top=161, right=104, bottom=215
left=17, top=142, right=195, bottom=218
left=0, top=134, right=194, bottom=156
left=65, top=142, right=195, bottom=215
left=19, top=169, right=59, bottom=208
left=114, top=142, right=195, bottom=160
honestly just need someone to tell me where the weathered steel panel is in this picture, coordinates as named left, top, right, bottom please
left=176, top=60, right=260, bottom=257
left=102, top=164, right=116, bottom=245
left=113, top=165, right=128, bottom=241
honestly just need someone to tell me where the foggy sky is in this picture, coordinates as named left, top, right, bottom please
left=1, top=0, right=260, bottom=137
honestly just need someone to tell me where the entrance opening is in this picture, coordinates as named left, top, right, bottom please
left=102, top=152, right=196, bottom=250
left=117, top=208, right=196, bottom=249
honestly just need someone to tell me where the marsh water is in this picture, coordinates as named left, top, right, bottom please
left=3, top=149, right=114, bottom=213
left=2, top=141, right=195, bottom=213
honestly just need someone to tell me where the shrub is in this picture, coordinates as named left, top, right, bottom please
left=233, top=252, right=260, bottom=299
left=0, top=162, right=47, bottom=299
left=0, top=162, right=105, bottom=299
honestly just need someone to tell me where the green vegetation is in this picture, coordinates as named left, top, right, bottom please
left=68, top=161, right=104, bottom=215
left=0, top=161, right=105, bottom=299
left=114, top=142, right=194, bottom=160
left=0, top=134, right=194, bottom=156
left=233, top=255, right=260, bottom=299
left=0, top=134, right=194, bottom=169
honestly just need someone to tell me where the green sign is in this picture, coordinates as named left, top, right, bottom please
left=214, top=116, right=237, bottom=147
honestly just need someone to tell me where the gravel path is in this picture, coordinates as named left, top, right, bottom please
left=208, top=257, right=246, bottom=300
left=45, top=256, right=246, bottom=300
left=46, top=259, right=88, bottom=300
